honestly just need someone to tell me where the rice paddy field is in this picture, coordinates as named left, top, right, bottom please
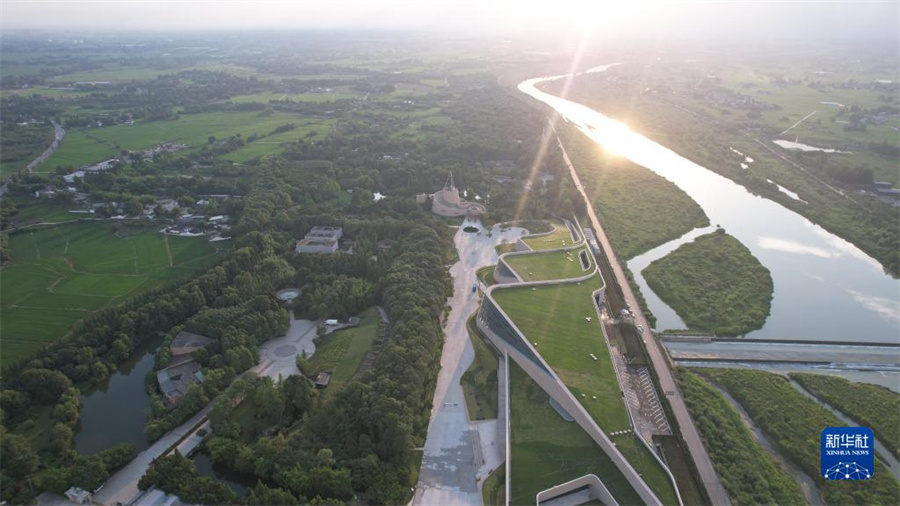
left=0, top=222, right=224, bottom=366
left=504, top=245, right=592, bottom=282
left=46, top=66, right=176, bottom=83
left=228, top=91, right=361, bottom=103
left=41, top=111, right=331, bottom=170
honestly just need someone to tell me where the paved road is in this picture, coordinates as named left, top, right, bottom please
left=93, top=405, right=212, bottom=506
left=414, top=220, right=525, bottom=506
left=1, top=120, right=64, bottom=195
left=26, top=120, right=66, bottom=171
left=665, top=340, right=900, bottom=366
left=93, top=319, right=316, bottom=506
left=255, top=317, right=318, bottom=379
left=551, top=123, right=732, bottom=506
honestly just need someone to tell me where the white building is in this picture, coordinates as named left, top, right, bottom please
left=65, top=487, right=92, bottom=505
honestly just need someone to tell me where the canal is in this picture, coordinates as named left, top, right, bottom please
left=519, top=67, right=900, bottom=343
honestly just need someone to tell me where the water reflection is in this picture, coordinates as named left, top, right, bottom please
left=520, top=68, right=900, bottom=342
left=193, top=452, right=254, bottom=497
left=75, top=337, right=160, bottom=455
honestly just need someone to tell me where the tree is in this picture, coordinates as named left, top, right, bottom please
left=20, top=368, right=71, bottom=404
left=50, top=422, right=75, bottom=458
left=138, top=451, right=194, bottom=492
left=67, top=455, right=109, bottom=492
left=247, top=481, right=299, bottom=505
left=182, top=476, right=236, bottom=505
left=0, top=433, right=39, bottom=480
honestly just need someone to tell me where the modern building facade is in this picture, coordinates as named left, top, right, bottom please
left=476, top=218, right=672, bottom=506
left=296, top=226, right=343, bottom=254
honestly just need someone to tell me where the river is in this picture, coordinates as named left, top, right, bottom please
left=519, top=66, right=900, bottom=343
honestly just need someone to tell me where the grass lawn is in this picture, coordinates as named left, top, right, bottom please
left=482, top=463, right=505, bottom=506
left=306, top=307, right=380, bottom=398
left=495, top=275, right=679, bottom=504
left=508, top=361, right=641, bottom=505
left=476, top=265, right=496, bottom=287
left=521, top=219, right=573, bottom=250
left=495, top=242, right=517, bottom=255
left=642, top=230, right=773, bottom=336
left=0, top=222, right=222, bottom=365
left=505, top=245, right=592, bottom=282
left=460, top=315, right=498, bottom=420
left=221, top=120, right=334, bottom=163
left=493, top=275, right=629, bottom=432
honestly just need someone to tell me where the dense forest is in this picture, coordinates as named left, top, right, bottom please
left=0, top=33, right=583, bottom=503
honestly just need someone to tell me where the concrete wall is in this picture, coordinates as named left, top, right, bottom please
left=536, top=474, right=619, bottom=506
left=478, top=218, right=662, bottom=506
left=477, top=316, right=662, bottom=506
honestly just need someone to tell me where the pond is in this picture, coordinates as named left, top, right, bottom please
left=193, top=451, right=256, bottom=498
left=75, top=336, right=160, bottom=455
left=772, top=139, right=846, bottom=153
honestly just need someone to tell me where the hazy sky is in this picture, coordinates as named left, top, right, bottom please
left=1, top=0, right=898, bottom=43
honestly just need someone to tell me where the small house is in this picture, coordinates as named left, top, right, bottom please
left=314, top=371, right=332, bottom=389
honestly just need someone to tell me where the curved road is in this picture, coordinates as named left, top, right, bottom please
left=1, top=120, right=65, bottom=196
left=550, top=121, right=731, bottom=506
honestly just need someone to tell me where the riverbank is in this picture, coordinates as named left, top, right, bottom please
left=678, top=369, right=806, bottom=505
left=520, top=66, right=900, bottom=344
left=541, top=67, right=899, bottom=279
left=700, top=368, right=899, bottom=506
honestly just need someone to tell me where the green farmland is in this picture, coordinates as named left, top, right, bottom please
left=47, top=66, right=174, bottom=83
left=41, top=112, right=329, bottom=170
left=0, top=223, right=223, bottom=366
left=508, top=361, right=641, bottom=506
left=221, top=120, right=334, bottom=163
left=504, top=245, right=592, bottom=282
left=521, top=219, right=573, bottom=250
left=228, top=92, right=360, bottom=103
